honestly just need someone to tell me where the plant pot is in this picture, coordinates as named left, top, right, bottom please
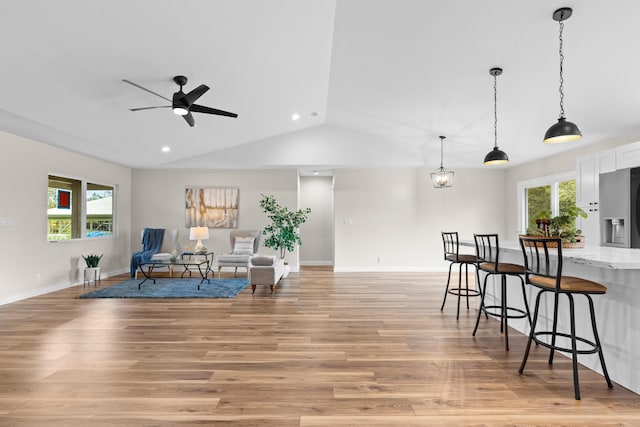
left=282, top=263, right=291, bottom=278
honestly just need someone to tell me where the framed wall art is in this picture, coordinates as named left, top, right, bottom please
left=185, top=187, right=239, bottom=228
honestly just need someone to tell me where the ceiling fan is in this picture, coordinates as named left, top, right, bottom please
left=122, top=75, right=238, bottom=127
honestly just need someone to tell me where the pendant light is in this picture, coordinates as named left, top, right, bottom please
left=484, top=67, right=509, bottom=165
left=431, top=135, right=454, bottom=188
left=544, top=7, right=582, bottom=143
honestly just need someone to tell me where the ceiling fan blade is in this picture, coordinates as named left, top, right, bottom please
left=129, top=106, right=171, bottom=112
left=190, top=104, right=238, bottom=118
left=183, top=112, right=195, bottom=127
left=122, top=79, right=172, bottom=102
left=183, top=84, right=210, bottom=105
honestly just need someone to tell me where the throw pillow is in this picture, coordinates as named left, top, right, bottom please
left=233, top=237, right=255, bottom=255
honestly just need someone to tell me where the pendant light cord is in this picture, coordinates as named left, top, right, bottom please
left=558, top=20, right=565, bottom=119
left=439, top=136, right=445, bottom=169
left=493, top=72, right=498, bottom=149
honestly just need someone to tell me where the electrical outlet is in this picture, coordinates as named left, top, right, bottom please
left=35, top=273, right=41, bottom=282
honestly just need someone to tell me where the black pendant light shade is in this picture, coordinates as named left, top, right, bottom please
left=484, top=146, right=509, bottom=165
left=431, top=136, right=454, bottom=188
left=484, top=67, right=508, bottom=165
left=544, top=117, right=582, bottom=144
left=544, top=7, right=582, bottom=143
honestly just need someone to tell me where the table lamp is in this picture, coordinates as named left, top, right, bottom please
left=189, top=226, right=209, bottom=253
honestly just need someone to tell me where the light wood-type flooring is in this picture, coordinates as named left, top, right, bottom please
left=0, top=268, right=639, bottom=426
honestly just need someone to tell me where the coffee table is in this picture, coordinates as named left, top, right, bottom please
left=137, top=258, right=212, bottom=289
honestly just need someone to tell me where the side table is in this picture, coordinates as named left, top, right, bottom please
left=181, top=252, right=214, bottom=278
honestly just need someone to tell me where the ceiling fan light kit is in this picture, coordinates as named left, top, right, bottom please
left=544, top=7, right=582, bottom=144
left=123, top=75, right=238, bottom=127
left=484, top=67, right=509, bottom=165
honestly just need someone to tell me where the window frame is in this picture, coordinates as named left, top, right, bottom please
left=47, top=173, right=117, bottom=242
left=516, top=171, right=575, bottom=234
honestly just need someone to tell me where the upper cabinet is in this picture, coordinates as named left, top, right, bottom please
left=576, top=150, right=615, bottom=208
left=615, top=141, right=640, bottom=170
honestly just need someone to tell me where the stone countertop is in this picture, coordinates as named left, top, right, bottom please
left=460, top=239, right=640, bottom=270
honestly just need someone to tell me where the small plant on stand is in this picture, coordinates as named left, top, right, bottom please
left=81, top=254, right=103, bottom=287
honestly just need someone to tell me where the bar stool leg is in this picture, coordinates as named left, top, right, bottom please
left=440, top=262, right=455, bottom=312
left=472, top=273, right=490, bottom=337
left=568, top=294, right=581, bottom=400
left=519, top=276, right=533, bottom=330
left=519, top=290, right=543, bottom=374
left=586, top=295, right=614, bottom=389
left=456, top=262, right=463, bottom=320
left=549, top=291, right=561, bottom=365
left=502, top=275, right=509, bottom=351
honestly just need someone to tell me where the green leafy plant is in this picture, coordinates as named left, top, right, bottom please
left=82, top=253, right=103, bottom=268
left=259, top=194, right=311, bottom=259
left=527, top=206, right=587, bottom=242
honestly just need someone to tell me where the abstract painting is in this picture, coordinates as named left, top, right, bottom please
left=185, top=187, right=239, bottom=228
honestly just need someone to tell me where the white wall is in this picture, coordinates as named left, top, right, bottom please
left=333, top=168, right=508, bottom=271
left=0, top=131, right=132, bottom=305
left=299, top=175, right=334, bottom=265
left=131, top=168, right=301, bottom=269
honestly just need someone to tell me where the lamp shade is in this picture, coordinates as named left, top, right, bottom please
left=543, top=117, right=582, bottom=143
left=189, top=226, right=209, bottom=252
left=189, top=226, right=209, bottom=241
left=483, top=146, right=509, bottom=165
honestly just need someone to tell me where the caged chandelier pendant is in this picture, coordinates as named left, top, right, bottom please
left=431, top=135, right=454, bottom=188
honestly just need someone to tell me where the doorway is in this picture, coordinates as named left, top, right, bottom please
left=299, top=174, right=334, bottom=267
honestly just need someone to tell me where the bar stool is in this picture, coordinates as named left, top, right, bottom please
left=473, top=234, right=532, bottom=351
left=440, top=232, right=482, bottom=320
left=518, top=236, right=613, bottom=400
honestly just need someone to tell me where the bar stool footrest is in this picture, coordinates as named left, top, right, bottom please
left=533, top=331, right=600, bottom=355
left=482, top=305, right=529, bottom=320
left=447, top=288, right=481, bottom=297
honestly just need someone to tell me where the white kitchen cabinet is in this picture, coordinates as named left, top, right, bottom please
left=615, top=140, right=640, bottom=170
left=575, top=150, right=615, bottom=246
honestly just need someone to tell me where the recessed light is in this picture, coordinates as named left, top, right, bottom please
left=161, top=146, right=171, bottom=152
left=312, top=171, right=320, bottom=175
left=291, top=113, right=300, bottom=121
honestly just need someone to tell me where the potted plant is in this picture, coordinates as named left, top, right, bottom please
left=82, top=253, right=103, bottom=268
left=81, top=253, right=103, bottom=286
left=259, top=194, right=311, bottom=276
left=524, top=205, right=588, bottom=248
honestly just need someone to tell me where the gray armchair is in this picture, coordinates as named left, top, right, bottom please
left=216, top=229, right=262, bottom=277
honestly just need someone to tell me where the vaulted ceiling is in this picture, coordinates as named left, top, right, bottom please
left=2, top=1, right=640, bottom=173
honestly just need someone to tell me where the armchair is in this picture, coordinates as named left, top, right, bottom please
left=131, top=228, right=178, bottom=278
left=216, top=229, right=261, bottom=277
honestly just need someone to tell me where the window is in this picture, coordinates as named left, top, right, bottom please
left=517, top=172, right=576, bottom=234
left=86, top=183, right=113, bottom=238
left=48, top=175, right=115, bottom=241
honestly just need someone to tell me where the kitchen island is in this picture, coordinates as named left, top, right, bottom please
left=460, top=239, right=640, bottom=395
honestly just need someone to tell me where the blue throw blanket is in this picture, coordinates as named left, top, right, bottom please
left=130, top=228, right=165, bottom=277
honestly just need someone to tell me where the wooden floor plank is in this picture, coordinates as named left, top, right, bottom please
left=0, top=269, right=638, bottom=426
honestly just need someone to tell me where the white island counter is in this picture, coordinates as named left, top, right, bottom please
left=460, top=239, right=640, bottom=395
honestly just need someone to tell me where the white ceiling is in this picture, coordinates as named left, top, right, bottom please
left=2, top=0, right=640, bottom=173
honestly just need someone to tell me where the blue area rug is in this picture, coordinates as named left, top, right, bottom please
left=79, top=277, right=249, bottom=299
